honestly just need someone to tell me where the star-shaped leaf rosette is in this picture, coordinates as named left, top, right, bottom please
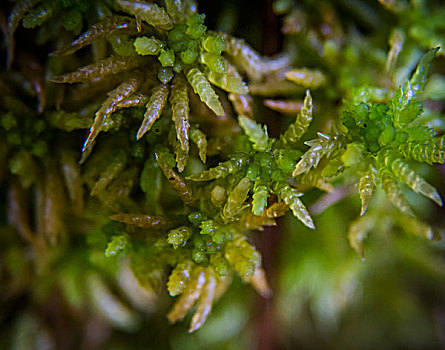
left=188, top=90, right=334, bottom=230
left=105, top=90, right=327, bottom=332
left=49, top=0, right=249, bottom=163
left=293, top=48, right=444, bottom=254
left=106, top=149, right=272, bottom=333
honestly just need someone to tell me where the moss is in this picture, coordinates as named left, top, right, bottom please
left=1, top=0, right=445, bottom=347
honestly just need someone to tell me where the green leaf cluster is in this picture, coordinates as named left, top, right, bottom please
left=1, top=0, right=445, bottom=345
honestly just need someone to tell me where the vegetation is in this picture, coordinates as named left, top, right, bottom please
left=1, top=0, right=445, bottom=349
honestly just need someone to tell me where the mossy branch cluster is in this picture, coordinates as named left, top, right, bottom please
left=1, top=0, right=445, bottom=343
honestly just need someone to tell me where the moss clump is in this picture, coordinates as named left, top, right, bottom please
left=1, top=0, right=445, bottom=348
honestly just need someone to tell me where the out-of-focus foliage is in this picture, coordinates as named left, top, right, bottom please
left=1, top=0, right=445, bottom=349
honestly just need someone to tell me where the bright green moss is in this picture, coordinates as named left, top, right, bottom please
left=211, top=254, right=229, bottom=276
left=180, top=47, right=198, bottom=64
left=134, top=36, right=163, bottom=55
left=186, top=14, right=206, bottom=39
left=167, top=25, right=189, bottom=52
left=252, top=183, right=269, bottom=215
left=3, top=0, right=445, bottom=343
left=168, top=226, right=192, bottom=249
left=276, top=150, right=300, bottom=173
left=202, top=36, right=226, bottom=53
left=157, top=67, right=174, bottom=84
left=158, top=48, right=175, bottom=67
left=202, top=52, right=227, bottom=73
left=105, top=235, right=130, bottom=258
left=192, top=249, right=207, bottom=264
left=246, top=161, right=261, bottom=181
left=342, top=142, right=364, bottom=167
